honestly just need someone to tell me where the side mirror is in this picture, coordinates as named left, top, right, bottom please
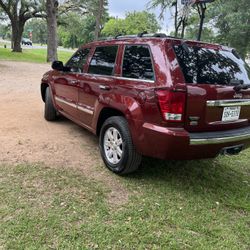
left=52, top=61, right=64, bottom=71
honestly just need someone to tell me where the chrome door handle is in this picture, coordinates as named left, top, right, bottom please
left=99, top=85, right=111, bottom=91
left=69, top=80, right=80, bottom=85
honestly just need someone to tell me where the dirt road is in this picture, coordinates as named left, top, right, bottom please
left=0, top=61, right=129, bottom=205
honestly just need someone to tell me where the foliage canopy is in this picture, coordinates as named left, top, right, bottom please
left=102, top=11, right=160, bottom=37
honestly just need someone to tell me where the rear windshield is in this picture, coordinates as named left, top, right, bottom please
left=174, top=45, right=250, bottom=85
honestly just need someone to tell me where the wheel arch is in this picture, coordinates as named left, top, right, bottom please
left=41, top=82, right=49, bottom=102
left=96, top=107, right=125, bottom=136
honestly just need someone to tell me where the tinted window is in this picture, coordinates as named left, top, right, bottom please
left=174, top=45, right=250, bottom=85
left=122, top=45, right=154, bottom=81
left=88, top=46, right=118, bottom=76
left=66, top=48, right=90, bottom=73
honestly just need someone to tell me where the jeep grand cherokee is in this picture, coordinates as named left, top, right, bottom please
left=41, top=33, right=250, bottom=174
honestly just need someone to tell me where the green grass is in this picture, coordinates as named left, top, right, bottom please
left=0, top=47, right=72, bottom=64
left=0, top=151, right=249, bottom=249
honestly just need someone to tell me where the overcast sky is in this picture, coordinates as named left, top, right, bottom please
left=108, top=0, right=174, bottom=33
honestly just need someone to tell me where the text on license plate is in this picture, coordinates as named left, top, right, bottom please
left=222, top=106, right=241, bottom=122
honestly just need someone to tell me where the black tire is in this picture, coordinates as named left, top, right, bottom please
left=44, top=87, right=57, bottom=121
left=99, top=116, right=142, bottom=175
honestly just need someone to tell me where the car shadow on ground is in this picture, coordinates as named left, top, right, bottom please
left=54, top=116, right=248, bottom=206
left=56, top=115, right=99, bottom=144
left=124, top=156, right=248, bottom=207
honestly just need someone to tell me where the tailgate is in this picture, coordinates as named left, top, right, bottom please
left=172, top=42, right=250, bottom=132
left=185, top=85, right=250, bottom=132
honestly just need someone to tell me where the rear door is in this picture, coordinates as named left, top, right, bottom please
left=77, top=45, right=119, bottom=127
left=173, top=43, right=250, bottom=132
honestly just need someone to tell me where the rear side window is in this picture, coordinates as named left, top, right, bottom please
left=122, top=45, right=155, bottom=81
left=88, top=46, right=118, bottom=76
left=66, top=48, right=90, bottom=73
left=174, top=45, right=250, bottom=85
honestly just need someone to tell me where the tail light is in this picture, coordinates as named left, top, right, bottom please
left=156, top=89, right=186, bottom=122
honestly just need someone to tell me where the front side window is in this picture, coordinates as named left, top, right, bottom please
left=174, top=45, right=250, bottom=85
left=66, top=48, right=90, bottom=73
left=122, top=45, right=155, bottom=81
left=88, top=46, right=118, bottom=76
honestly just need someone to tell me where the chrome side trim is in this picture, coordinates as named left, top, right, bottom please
left=190, top=133, right=250, bottom=145
left=78, top=105, right=94, bottom=115
left=55, top=96, right=77, bottom=109
left=55, top=96, right=94, bottom=115
left=83, top=73, right=155, bottom=83
left=207, top=99, right=250, bottom=107
left=116, top=76, right=155, bottom=83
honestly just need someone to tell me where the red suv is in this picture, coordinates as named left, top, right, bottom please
left=41, top=34, right=250, bottom=174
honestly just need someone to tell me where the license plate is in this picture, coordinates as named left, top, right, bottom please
left=222, top=106, right=241, bottom=122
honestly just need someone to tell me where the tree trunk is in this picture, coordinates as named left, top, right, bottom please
left=46, top=0, right=58, bottom=62
left=197, top=3, right=206, bottom=41
left=174, top=2, right=179, bottom=37
left=181, top=20, right=187, bottom=39
left=11, top=21, right=24, bottom=52
left=94, top=0, right=104, bottom=40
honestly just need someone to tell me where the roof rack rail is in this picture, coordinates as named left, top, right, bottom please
left=114, top=33, right=177, bottom=39
left=153, top=33, right=167, bottom=38
left=138, top=31, right=148, bottom=37
left=97, top=36, right=114, bottom=41
left=115, top=34, right=138, bottom=39
left=114, top=34, right=123, bottom=39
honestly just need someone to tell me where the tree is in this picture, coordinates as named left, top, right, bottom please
left=0, top=7, right=6, bottom=21
left=58, top=13, right=95, bottom=48
left=148, top=0, right=191, bottom=38
left=0, top=23, right=11, bottom=39
left=125, top=11, right=160, bottom=34
left=101, top=18, right=126, bottom=37
left=185, top=25, right=216, bottom=42
left=0, top=0, right=45, bottom=52
left=102, top=11, right=160, bottom=37
left=23, top=19, right=47, bottom=44
left=57, top=0, right=108, bottom=44
left=208, top=0, right=250, bottom=59
left=61, top=0, right=108, bottom=41
left=46, top=0, right=58, bottom=62
left=46, top=0, right=90, bottom=62
left=185, top=0, right=250, bottom=58
left=183, top=10, right=215, bottom=42
left=94, top=0, right=104, bottom=40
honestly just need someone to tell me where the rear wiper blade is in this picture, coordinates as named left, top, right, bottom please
left=234, top=85, right=250, bottom=91
left=229, top=79, right=250, bottom=91
left=229, top=79, right=244, bottom=85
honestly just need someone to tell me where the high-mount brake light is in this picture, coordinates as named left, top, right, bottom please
left=156, top=89, right=186, bottom=122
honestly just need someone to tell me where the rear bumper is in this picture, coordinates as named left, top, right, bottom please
left=135, top=123, right=250, bottom=160
left=190, top=126, right=250, bottom=145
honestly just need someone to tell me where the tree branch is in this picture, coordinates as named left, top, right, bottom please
left=23, top=11, right=46, bottom=21
left=0, top=0, right=12, bottom=19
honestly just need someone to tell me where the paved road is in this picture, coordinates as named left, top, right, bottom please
left=0, top=39, right=74, bottom=52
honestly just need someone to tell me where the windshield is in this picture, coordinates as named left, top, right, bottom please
left=174, top=45, right=250, bottom=85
